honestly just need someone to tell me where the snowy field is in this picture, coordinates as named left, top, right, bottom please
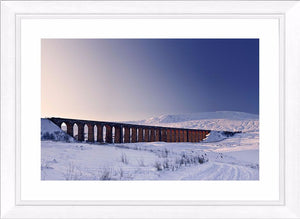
left=41, top=111, right=259, bottom=180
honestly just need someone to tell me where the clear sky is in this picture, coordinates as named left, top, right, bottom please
left=41, top=39, right=259, bottom=121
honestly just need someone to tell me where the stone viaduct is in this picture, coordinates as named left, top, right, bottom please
left=49, top=117, right=211, bottom=144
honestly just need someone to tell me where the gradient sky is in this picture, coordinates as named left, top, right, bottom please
left=41, top=39, right=259, bottom=121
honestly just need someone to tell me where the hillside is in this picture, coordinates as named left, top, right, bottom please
left=41, top=118, right=74, bottom=142
left=129, top=111, right=259, bottom=132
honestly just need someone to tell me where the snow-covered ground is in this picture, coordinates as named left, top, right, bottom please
left=41, top=111, right=259, bottom=180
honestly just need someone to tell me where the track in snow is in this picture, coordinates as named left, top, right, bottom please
left=160, top=161, right=258, bottom=180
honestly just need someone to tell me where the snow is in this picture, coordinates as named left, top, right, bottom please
left=41, top=118, right=75, bottom=142
left=129, top=111, right=259, bottom=132
left=41, top=111, right=259, bottom=180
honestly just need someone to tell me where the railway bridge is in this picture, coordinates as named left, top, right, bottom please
left=49, top=117, right=211, bottom=143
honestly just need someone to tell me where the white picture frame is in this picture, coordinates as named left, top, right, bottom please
left=1, top=1, right=300, bottom=218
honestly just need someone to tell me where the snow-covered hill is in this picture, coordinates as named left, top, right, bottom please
left=41, top=118, right=74, bottom=142
left=129, top=111, right=259, bottom=132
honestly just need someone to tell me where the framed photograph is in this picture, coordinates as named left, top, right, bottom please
left=1, top=1, right=300, bottom=218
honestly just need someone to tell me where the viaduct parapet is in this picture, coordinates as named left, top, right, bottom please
left=49, top=117, right=211, bottom=143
